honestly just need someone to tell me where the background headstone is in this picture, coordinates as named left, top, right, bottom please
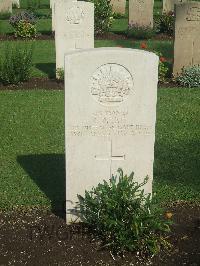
left=110, top=0, right=126, bottom=15
left=129, top=0, right=154, bottom=28
left=173, top=2, right=200, bottom=76
left=163, top=0, right=188, bottom=14
left=12, top=0, right=20, bottom=8
left=0, top=0, right=12, bottom=13
left=65, top=48, right=159, bottom=223
left=55, top=1, right=94, bottom=70
left=52, top=0, right=77, bottom=31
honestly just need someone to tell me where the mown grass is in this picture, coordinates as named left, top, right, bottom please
left=0, top=88, right=199, bottom=211
left=0, top=39, right=173, bottom=78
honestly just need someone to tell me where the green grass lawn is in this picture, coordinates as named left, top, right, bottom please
left=0, top=88, right=199, bottom=211
left=0, top=39, right=173, bottom=78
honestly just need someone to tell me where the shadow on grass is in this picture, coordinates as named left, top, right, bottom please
left=17, top=154, right=65, bottom=218
left=38, top=30, right=53, bottom=35
left=36, top=63, right=56, bottom=79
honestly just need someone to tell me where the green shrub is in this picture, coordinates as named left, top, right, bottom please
left=14, top=20, right=37, bottom=38
left=176, top=65, right=200, bottom=88
left=56, top=68, right=64, bottom=81
left=9, top=11, right=37, bottom=39
left=88, top=0, right=113, bottom=35
left=127, top=24, right=155, bottom=39
left=78, top=169, right=172, bottom=255
left=155, top=13, right=174, bottom=36
left=0, top=42, right=34, bottom=85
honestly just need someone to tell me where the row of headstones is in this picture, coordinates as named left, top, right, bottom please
left=0, top=0, right=20, bottom=12
left=0, top=0, right=193, bottom=17
left=53, top=0, right=200, bottom=77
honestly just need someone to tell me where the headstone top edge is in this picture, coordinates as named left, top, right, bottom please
left=64, top=48, right=159, bottom=60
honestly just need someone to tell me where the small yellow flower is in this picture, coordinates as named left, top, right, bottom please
left=165, top=212, right=173, bottom=219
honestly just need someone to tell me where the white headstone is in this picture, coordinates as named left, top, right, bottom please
left=0, top=0, right=12, bottom=12
left=65, top=48, right=159, bottom=223
left=55, top=1, right=94, bottom=70
left=163, top=0, right=188, bottom=14
left=129, top=0, right=154, bottom=28
left=110, top=0, right=126, bottom=14
left=173, top=2, right=200, bottom=76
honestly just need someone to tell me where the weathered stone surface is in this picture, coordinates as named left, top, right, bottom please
left=163, top=0, right=188, bottom=14
left=129, top=0, right=154, bottom=28
left=0, top=0, right=12, bottom=13
left=65, top=48, right=159, bottom=223
left=110, top=0, right=126, bottom=14
left=55, top=0, right=94, bottom=70
left=173, top=2, right=200, bottom=76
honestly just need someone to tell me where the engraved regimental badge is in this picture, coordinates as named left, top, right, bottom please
left=66, top=6, right=84, bottom=24
left=90, top=64, right=134, bottom=106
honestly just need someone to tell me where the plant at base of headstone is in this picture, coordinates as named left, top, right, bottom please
left=176, top=65, right=200, bottom=88
left=155, top=12, right=174, bottom=36
left=56, top=68, right=64, bottom=81
left=0, top=42, right=34, bottom=85
left=127, top=24, right=155, bottom=40
left=78, top=168, right=172, bottom=256
left=88, top=0, right=113, bottom=35
left=9, top=11, right=37, bottom=39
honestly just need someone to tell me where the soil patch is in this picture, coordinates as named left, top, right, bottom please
left=0, top=202, right=199, bottom=265
left=0, top=34, right=54, bottom=41
left=0, top=78, right=181, bottom=91
left=0, top=32, right=172, bottom=42
left=0, top=78, right=64, bottom=91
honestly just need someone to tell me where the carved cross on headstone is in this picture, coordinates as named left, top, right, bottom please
left=95, top=140, right=125, bottom=177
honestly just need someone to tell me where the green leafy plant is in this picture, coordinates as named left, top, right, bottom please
left=155, top=12, right=174, bottom=36
left=176, top=65, right=200, bottom=88
left=127, top=24, right=155, bottom=39
left=56, top=68, right=64, bottom=81
left=9, top=11, right=37, bottom=39
left=0, top=42, right=34, bottom=85
left=78, top=169, right=172, bottom=255
left=14, top=20, right=37, bottom=38
left=88, top=0, right=113, bottom=35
